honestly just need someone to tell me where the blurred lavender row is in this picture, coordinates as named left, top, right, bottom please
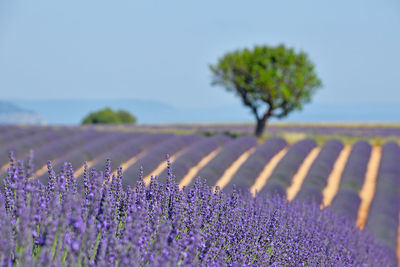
left=0, top=128, right=86, bottom=177
left=124, top=123, right=400, bottom=137
left=90, top=133, right=173, bottom=174
left=0, top=124, right=16, bottom=136
left=190, top=135, right=257, bottom=187
left=330, top=141, right=372, bottom=221
left=0, top=127, right=75, bottom=167
left=158, top=135, right=231, bottom=184
left=295, top=140, right=343, bottom=204
left=0, top=126, right=40, bottom=144
left=31, top=129, right=106, bottom=171
left=366, top=141, right=400, bottom=262
left=260, top=139, right=316, bottom=196
left=37, top=132, right=142, bottom=184
left=224, top=137, right=287, bottom=193
left=122, top=134, right=203, bottom=188
left=0, top=125, right=81, bottom=145
left=337, top=141, right=372, bottom=191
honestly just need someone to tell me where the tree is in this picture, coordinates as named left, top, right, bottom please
left=210, top=45, right=322, bottom=137
left=82, top=107, right=136, bottom=125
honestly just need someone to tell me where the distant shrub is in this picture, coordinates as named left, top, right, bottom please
left=81, top=107, right=136, bottom=124
left=222, top=130, right=241, bottom=138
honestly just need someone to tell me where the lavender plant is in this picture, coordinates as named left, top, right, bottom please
left=0, top=155, right=395, bottom=266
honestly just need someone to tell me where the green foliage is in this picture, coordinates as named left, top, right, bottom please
left=210, top=44, right=322, bottom=136
left=82, top=107, right=137, bottom=125
left=117, top=110, right=136, bottom=123
left=222, top=131, right=241, bottom=139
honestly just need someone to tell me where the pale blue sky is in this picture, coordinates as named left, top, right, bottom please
left=1, top=0, right=399, bottom=110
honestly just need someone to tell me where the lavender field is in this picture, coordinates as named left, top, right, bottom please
left=0, top=124, right=399, bottom=266
left=125, top=123, right=400, bottom=138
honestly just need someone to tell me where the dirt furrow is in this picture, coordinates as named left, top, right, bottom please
left=250, top=148, right=288, bottom=196
left=143, top=147, right=191, bottom=185
left=286, top=148, right=320, bottom=201
left=214, top=147, right=256, bottom=190
left=356, top=146, right=381, bottom=228
left=179, top=147, right=222, bottom=188
left=321, top=145, right=352, bottom=207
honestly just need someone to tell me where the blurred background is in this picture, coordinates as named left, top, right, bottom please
left=0, top=0, right=399, bottom=125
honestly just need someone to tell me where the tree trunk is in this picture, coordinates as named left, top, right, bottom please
left=254, top=118, right=268, bottom=137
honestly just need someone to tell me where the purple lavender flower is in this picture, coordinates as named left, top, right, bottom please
left=0, top=147, right=396, bottom=266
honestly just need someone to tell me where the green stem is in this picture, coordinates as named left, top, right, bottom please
left=90, top=232, right=102, bottom=262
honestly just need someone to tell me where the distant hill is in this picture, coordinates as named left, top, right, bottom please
left=9, top=99, right=253, bottom=125
left=0, top=101, right=46, bottom=125
left=5, top=99, right=400, bottom=125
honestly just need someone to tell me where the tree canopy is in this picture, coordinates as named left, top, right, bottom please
left=210, top=45, right=322, bottom=137
left=82, top=107, right=136, bottom=125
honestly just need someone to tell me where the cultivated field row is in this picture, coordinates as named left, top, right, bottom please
left=0, top=125, right=399, bottom=261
